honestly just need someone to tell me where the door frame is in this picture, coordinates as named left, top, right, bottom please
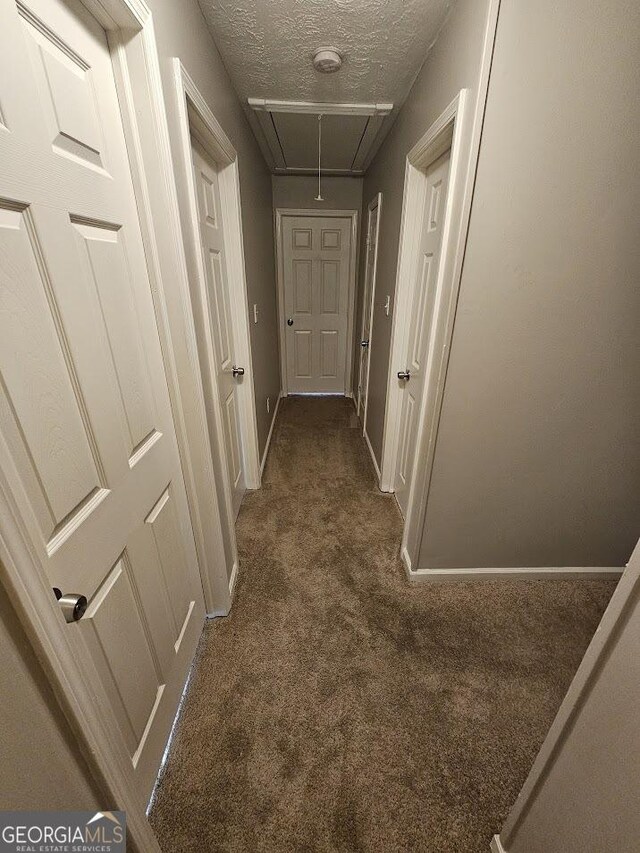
left=357, top=193, right=382, bottom=429
left=170, top=61, right=261, bottom=579
left=379, top=90, right=470, bottom=569
left=0, top=0, right=232, bottom=849
left=275, top=208, right=359, bottom=397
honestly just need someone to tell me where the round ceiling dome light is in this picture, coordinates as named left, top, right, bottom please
left=312, top=47, right=343, bottom=74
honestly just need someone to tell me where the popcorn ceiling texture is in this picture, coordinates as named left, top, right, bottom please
left=197, top=0, right=452, bottom=107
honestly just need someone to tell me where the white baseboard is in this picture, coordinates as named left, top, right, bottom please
left=228, top=560, right=239, bottom=598
left=363, top=428, right=381, bottom=484
left=491, top=836, right=506, bottom=853
left=403, top=557, right=623, bottom=584
left=207, top=558, right=238, bottom=618
left=260, top=392, right=282, bottom=474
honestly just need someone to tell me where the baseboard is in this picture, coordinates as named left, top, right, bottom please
left=363, top=428, right=381, bottom=484
left=228, top=560, right=239, bottom=598
left=260, top=392, right=282, bottom=474
left=491, top=836, right=506, bottom=853
left=404, top=561, right=624, bottom=584
left=402, top=545, right=624, bottom=583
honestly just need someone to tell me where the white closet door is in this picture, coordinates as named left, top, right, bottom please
left=0, top=0, right=205, bottom=797
left=394, top=152, right=451, bottom=517
left=191, top=139, right=246, bottom=518
left=282, top=216, right=352, bottom=393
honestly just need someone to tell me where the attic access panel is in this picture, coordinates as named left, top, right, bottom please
left=248, top=99, right=393, bottom=175
left=274, top=112, right=366, bottom=172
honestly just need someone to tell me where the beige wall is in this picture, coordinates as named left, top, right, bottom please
left=418, top=0, right=640, bottom=569
left=0, top=585, right=102, bottom=809
left=500, top=542, right=640, bottom=852
left=272, top=175, right=363, bottom=213
left=360, top=0, right=493, bottom=465
left=147, top=0, right=279, bottom=456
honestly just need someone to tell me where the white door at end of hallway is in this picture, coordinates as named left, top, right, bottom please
left=282, top=215, right=352, bottom=394
left=0, top=0, right=205, bottom=799
left=191, top=140, right=246, bottom=519
left=394, top=151, right=451, bottom=517
left=357, top=196, right=381, bottom=423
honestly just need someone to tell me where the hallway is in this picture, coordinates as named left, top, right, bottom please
left=149, top=398, right=614, bottom=852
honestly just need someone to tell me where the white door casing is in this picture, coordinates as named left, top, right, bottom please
left=280, top=214, right=354, bottom=394
left=357, top=194, right=382, bottom=423
left=394, top=152, right=451, bottom=517
left=0, top=0, right=205, bottom=799
left=191, top=139, right=246, bottom=519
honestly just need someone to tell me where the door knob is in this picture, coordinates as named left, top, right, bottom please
left=361, top=339, right=369, bottom=348
left=232, top=365, right=245, bottom=377
left=397, top=370, right=411, bottom=381
left=53, top=588, right=88, bottom=623
left=287, top=318, right=293, bottom=326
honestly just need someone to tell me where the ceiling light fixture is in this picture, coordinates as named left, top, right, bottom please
left=314, top=114, right=324, bottom=202
left=312, top=47, right=342, bottom=73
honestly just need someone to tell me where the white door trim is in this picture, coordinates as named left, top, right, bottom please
left=0, top=0, right=233, bottom=848
left=172, top=59, right=261, bottom=493
left=357, top=193, right=382, bottom=423
left=275, top=208, right=359, bottom=397
left=379, top=0, right=501, bottom=575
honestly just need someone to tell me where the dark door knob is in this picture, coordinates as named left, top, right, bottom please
left=232, top=365, right=245, bottom=377
left=361, top=339, right=369, bottom=348
left=287, top=318, right=293, bottom=326
left=397, top=370, right=411, bottom=381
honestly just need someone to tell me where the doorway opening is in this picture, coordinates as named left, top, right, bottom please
left=172, top=60, right=262, bottom=592
left=356, top=193, right=383, bottom=479
left=379, top=91, right=471, bottom=577
left=275, top=208, right=359, bottom=398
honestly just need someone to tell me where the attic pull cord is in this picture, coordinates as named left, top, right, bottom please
left=315, top=113, right=324, bottom=201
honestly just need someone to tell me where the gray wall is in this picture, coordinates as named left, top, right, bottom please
left=360, top=0, right=493, bottom=465
left=0, top=585, right=102, bottom=809
left=419, top=0, right=640, bottom=568
left=148, top=0, right=280, bottom=456
left=501, top=542, right=640, bottom=852
left=272, top=175, right=363, bottom=213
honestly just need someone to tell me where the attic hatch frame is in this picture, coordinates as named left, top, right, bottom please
left=248, top=98, right=393, bottom=175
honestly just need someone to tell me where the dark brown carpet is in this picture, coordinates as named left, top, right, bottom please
left=150, top=396, right=615, bottom=852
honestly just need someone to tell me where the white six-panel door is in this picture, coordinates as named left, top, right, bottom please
left=191, top=139, right=246, bottom=518
left=394, top=152, right=451, bottom=517
left=282, top=216, right=352, bottom=394
left=0, top=0, right=205, bottom=797
left=357, top=196, right=381, bottom=421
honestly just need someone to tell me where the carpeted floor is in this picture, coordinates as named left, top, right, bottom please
left=149, top=396, right=615, bottom=852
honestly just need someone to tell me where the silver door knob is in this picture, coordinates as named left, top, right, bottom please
left=361, top=339, right=369, bottom=348
left=232, top=365, right=245, bottom=377
left=53, top=588, right=88, bottom=623
left=287, top=318, right=293, bottom=326
left=397, top=370, right=411, bottom=381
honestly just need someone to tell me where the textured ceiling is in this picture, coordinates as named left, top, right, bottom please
left=198, top=0, right=453, bottom=172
